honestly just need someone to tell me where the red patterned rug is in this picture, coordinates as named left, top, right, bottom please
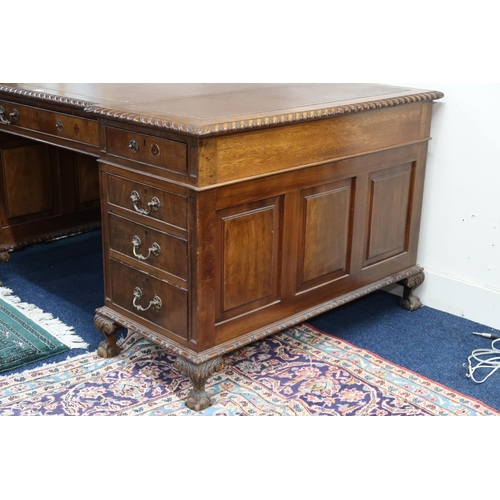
left=0, top=324, right=497, bottom=416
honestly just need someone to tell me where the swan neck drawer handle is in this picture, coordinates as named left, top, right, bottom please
left=130, top=190, right=160, bottom=215
left=0, top=106, right=19, bottom=125
left=132, top=235, right=161, bottom=260
left=132, top=287, right=162, bottom=312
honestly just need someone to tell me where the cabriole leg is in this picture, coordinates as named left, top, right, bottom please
left=94, top=312, right=121, bottom=358
left=175, top=356, right=223, bottom=411
left=398, top=271, right=425, bottom=311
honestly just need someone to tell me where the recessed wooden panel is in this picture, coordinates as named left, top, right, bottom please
left=76, top=154, right=100, bottom=207
left=217, top=197, right=282, bottom=320
left=364, top=163, right=413, bottom=266
left=2, top=144, right=54, bottom=219
left=298, top=179, right=353, bottom=290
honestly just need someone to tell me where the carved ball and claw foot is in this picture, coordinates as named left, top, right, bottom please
left=94, top=313, right=121, bottom=358
left=175, top=356, right=223, bottom=412
left=398, top=271, right=425, bottom=311
left=0, top=251, right=10, bottom=263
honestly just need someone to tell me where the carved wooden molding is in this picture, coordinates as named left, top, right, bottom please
left=96, top=265, right=424, bottom=365
left=88, top=92, right=444, bottom=136
left=0, top=85, right=444, bottom=137
left=0, top=85, right=94, bottom=109
left=0, top=223, right=101, bottom=253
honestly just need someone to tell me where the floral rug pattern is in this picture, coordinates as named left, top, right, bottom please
left=0, top=324, right=497, bottom=416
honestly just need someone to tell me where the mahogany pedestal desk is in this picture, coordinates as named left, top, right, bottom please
left=0, top=83, right=444, bottom=410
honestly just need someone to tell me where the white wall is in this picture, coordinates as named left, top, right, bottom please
left=386, top=84, right=500, bottom=330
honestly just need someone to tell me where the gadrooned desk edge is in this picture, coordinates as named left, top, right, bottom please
left=0, top=85, right=444, bottom=137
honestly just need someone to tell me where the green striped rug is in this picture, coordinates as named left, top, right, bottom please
left=0, top=287, right=88, bottom=373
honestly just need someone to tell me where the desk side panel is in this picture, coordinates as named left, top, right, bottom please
left=198, top=103, right=427, bottom=187
left=209, top=143, right=428, bottom=345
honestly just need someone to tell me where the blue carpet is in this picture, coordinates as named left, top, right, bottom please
left=1, top=229, right=499, bottom=411
left=0, top=230, right=112, bottom=374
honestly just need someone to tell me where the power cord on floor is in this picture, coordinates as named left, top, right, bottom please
left=465, top=332, right=500, bottom=383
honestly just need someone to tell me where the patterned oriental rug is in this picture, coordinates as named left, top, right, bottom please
left=0, top=288, right=88, bottom=374
left=1, top=324, right=497, bottom=416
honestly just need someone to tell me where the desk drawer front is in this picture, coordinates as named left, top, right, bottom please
left=107, top=175, right=187, bottom=230
left=109, top=260, right=188, bottom=340
left=0, top=99, right=98, bottom=147
left=106, top=127, right=187, bottom=175
left=108, top=214, right=188, bottom=280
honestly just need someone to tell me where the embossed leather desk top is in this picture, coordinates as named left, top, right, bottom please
left=0, top=83, right=443, bottom=136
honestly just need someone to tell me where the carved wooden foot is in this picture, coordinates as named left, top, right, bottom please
left=398, top=271, right=425, bottom=311
left=94, top=312, right=121, bottom=358
left=174, top=356, right=223, bottom=411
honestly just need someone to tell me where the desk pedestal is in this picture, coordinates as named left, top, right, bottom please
left=94, top=109, right=430, bottom=410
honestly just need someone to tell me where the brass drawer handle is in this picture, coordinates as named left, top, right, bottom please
left=132, top=235, right=161, bottom=260
left=129, top=139, right=139, bottom=153
left=133, top=287, right=162, bottom=312
left=55, top=120, right=64, bottom=131
left=130, top=190, right=160, bottom=215
left=0, top=106, right=19, bottom=125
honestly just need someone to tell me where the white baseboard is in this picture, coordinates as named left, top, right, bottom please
left=385, top=268, right=500, bottom=331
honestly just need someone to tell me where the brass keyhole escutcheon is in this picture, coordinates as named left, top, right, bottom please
left=151, top=143, right=160, bottom=158
left=56, top=120, right=64, bottom=132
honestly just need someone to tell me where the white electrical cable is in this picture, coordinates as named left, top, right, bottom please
left=465, top=334, right=500, bottom=384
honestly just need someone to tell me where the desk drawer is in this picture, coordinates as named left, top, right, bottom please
left=108, top=214, right=188, bottom=281
left=109, top=259, right=188, bottom=340
left=107, top=174, right=187, bottom=230
left=0, top=99, right=98, bottom=147
left=106, top=126, right=187, bottom=175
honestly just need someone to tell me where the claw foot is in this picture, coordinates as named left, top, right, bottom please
left=94, top=312, right=121, bottom=358
left=174, top=356, right=223, bottom=411
left=398, top=271, right=425, bottom=311
left=97, top=339, right=121, bottom=358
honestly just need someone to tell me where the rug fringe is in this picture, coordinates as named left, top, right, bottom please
left=0, top=287, right=89, bottom=349
left=2, top=333, right=132, bottom=379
